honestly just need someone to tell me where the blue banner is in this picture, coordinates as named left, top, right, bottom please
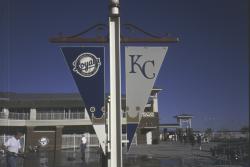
left=127, top=123, right=138, bottom=150
left=61, top=47, right=105, bottom=120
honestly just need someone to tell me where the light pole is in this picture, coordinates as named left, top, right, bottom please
left=109, top=0, right=122, bottom=167
left=49, top=2, right=179, bottom=167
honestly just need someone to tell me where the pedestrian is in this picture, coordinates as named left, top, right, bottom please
left=2, top=132, right=23, bottom=167
left=197, top=134, right=202, bottom=150
left=80, top=134, right=87, bottom=162
left=190, top=134, right=195, bottom=147
left=183, top=133, right=187, bottom=144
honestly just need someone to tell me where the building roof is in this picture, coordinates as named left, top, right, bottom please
left=150, top=87, right=162, bottom=96
left=0, top=88, right=161, bottom=109
left=0, top=92, right=84, bottom=108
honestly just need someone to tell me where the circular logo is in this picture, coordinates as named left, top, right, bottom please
left=73, top=52, right=101, bottom=77
left=38, top=137, right=49, bottom=147
left=90, top=107, right=96, bottom=113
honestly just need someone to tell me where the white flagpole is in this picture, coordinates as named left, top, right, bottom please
left=109, top=0, right=122, bottom=167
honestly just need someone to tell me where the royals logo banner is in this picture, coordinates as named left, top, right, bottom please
left=61, top=46, right=106, bottom=152
left=126, top=46, right=168, bottom=150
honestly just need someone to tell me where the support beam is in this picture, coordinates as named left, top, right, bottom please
left=49, top=36, right=179, bottom=44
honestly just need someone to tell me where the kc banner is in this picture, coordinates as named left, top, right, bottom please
left=125, top=46, right=168, bottom=150
left=61, top=46, right=106, bottom=152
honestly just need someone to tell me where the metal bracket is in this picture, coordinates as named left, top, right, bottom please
left=49, top=23, right=179, bottom=44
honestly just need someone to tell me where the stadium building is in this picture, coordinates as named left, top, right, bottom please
left=0, top=88, right=161, bottom=151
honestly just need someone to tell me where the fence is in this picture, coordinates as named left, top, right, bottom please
left=61, top=133, right=137, bottom=149
left=1, top=112, right=85, bottom=120
left=0, top=112, right=7, bottom=119
left=8, top=113, right=30, bottom=120
left=61, top=133, right=99, bottom=149
left=1, top=133, right=136, bottom=151
left=36, top=112, right=85, bottom=120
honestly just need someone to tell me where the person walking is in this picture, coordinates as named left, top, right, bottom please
left=80, top=135, right=87, bottom=162
left=190, top=134, right=195, bottom=147
left=2, top=132, right=23, bottom=167
left=197, top=134, right=202, bottom=150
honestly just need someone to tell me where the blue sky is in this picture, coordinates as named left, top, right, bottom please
left=0, top=0, right=248, bottom=131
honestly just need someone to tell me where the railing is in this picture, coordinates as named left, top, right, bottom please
left=0, top=112, right=8, bottom=119
left=1, top=112, right=85, bottom=120
left=211, top=131, right=249, bottom=140
left=8, top=113, right=30, bottom=120
left=62, top=134, right=99, bottom=149
left=36, top=112, right=85, bottom=120
left=61, top=133, right=137, bottom=149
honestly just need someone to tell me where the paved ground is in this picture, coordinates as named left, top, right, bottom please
left=126, top=142, right=221, bottom=167
left=0, top=142, right=248, bottom=167
left=127, top=142, right=249, bottom=167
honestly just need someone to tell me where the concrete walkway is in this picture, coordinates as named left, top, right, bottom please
left=0, top=142, right=248, bottom=167
left=125, top=142, right=246, bottom=167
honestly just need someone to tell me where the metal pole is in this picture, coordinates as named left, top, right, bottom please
left=23, top=134, right=25, bottom=152
left=73, top=134, right=76, bottom=152
left=107, top=98, right=111, bottom=167
left=109, top=0, right=122, bottom=167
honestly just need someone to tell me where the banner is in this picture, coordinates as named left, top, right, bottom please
left=61, top=46, right=106, bottom=152
left=125, top=46, right=168, bottom=150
